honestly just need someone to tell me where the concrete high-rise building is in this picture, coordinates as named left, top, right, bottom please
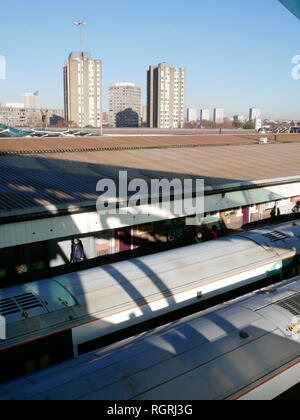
left=22, top=92, right=40, bottom=109
left=102, top=112, right=109, bottom=127
left=109, top=83, right=141, bottom=127
left=200, top=109, right=210, bottom=122
left=64, top=52, right=102, bottom=128
left=142, top=105, right=147, bottom=126
left=147, top=63, right=186, bottom=129
left=233, top=115, right=246, bottom=123
left=187, top=107, right=197, bottom=122
left=213, top=108, right=224, bottom=124
left=255, top=119, right=262, bottom=131
left=249, top=108, right=261, bottom=122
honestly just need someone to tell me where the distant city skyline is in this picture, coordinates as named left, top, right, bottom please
left=1, top=0, right=300, bottom=119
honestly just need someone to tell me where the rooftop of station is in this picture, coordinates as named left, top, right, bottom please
left=0, top=133, right=300, bottom=154
left=0, top=134, right=300, bottom=219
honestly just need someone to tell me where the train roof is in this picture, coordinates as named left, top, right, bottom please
left=1, top=222, right=299, bottom=349
left=1, top=276, right=300, bottom=400
left=238, top=220, right=300, bottom=246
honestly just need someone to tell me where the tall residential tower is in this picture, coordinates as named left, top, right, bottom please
left=109, top=83, right=141, bottom=127
left=147, top=63, right=186, bottom=129
left=200, top=109, right=210, bottom=122
left=213, top=108, right=225, bottom=124
left=187, top=107, right=198, bottom=122
left=22, top=92, right=40, bottom=109
left=64, top=52, right=102, bottom=128
left=249, top=108, right=261, bottom=122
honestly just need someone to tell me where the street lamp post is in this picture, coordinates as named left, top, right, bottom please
left=75, top=21, right=86, bottom=53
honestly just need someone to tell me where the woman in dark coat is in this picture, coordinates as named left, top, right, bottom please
left=70, top=239, right=86, bottom=264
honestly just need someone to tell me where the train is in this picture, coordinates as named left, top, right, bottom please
left=1, top=275, right=300, bottom=400
left=1, top=221, right=300, bottom=383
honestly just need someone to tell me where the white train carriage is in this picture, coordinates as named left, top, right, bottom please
left=1, top=221, right=300, bottom=382
left=2, top=276, right=300, bottom=400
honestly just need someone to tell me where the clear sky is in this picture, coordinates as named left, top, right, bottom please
left=1, top=0, right=300, bottom=119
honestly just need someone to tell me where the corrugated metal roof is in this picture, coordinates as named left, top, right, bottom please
left=0, top=141, right=300, bottom=217
left=0, top=133, right=298, bottom=154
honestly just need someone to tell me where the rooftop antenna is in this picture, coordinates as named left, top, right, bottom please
left=74, top=21, right=86, bottom=53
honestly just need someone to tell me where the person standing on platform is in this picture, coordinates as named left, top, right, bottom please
left=207, top=225, right=219, bottom=241
left=70, top=239, right=86, bottom=265
left=195, top=232, right=204, bottom=243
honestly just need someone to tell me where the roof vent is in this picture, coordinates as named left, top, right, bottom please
left=276, top=293, right=300, bottom=316
left=263, top=231, right=290, bottom=242
left=0, top=293, right=43, bottom=317
left=0, top=297, right=20, bottom=316
left=14, top=293, right=43, bottom=312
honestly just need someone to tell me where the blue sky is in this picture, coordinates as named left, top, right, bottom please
left=1, top=0, right=300, bottom=119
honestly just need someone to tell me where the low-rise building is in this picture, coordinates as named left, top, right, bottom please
left=0, top=107, right=64, bottom=127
